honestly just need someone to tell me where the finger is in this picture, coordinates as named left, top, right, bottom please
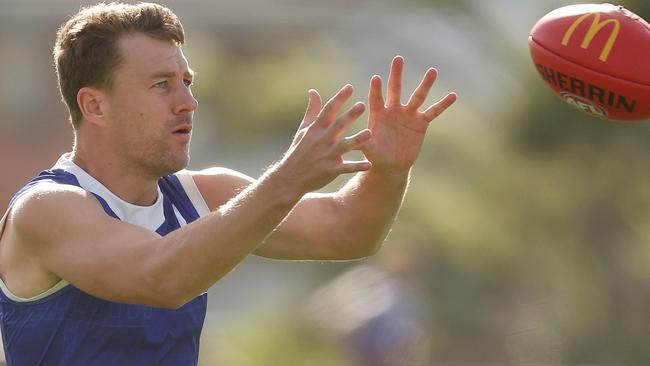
left=406, top=68, right=437, bottom=110
left=300, top=89, right=322, bottom=129
left=316, top=84, right=353, bottom=127
left=386, top=55, right=404, bottom=107
left=325, top=102, right=366, bottom=141
left=337, top=160, right=372, bottom=174
left=368, top=75, right=385, bottom=115
left=423, top=92, right=458, bottom=122
left=332, top=129, right=372, bottom=156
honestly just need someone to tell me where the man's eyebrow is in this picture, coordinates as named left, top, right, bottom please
left=149, top=68, right=195, bottom=80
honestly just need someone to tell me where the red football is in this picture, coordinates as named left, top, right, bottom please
left=529, top=3, right=650, bottom=121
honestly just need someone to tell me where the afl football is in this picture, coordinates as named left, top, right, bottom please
left=529, top=3, right=650, bottom=121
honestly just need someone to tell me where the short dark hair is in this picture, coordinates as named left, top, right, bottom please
left=53, top=2, right=185, bottom=128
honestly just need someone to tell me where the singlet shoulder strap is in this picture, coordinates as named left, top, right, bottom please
left=160, top=172, right=210, bottom=222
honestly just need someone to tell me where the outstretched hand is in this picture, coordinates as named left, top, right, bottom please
left=278, top=85, right=372, bottom=195
left=363, top=56, right=457, bottom=175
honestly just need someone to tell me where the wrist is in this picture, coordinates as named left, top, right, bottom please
left=366, top=165, right=411, bottom=184
left=261, top=162, right=306, bottom=205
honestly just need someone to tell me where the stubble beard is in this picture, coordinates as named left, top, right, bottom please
left=133, top=136, right=191, bottom=178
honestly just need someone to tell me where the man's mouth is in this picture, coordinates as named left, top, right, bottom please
left=172, top=124, right=192, bottom=135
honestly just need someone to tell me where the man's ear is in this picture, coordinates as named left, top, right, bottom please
left=77, top=87, right=108, bottom=127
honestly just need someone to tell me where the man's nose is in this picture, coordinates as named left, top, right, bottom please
left=174, top=84, right=199, bottom=114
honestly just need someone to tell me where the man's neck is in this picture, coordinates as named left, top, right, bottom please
left=71, top=145, right=160, bottom=206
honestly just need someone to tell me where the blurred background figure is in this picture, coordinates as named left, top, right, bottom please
left=305, top=241, right=432, bottom=366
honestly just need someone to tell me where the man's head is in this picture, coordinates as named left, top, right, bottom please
left=54, top=2, right=185, bottom=129
left=54, top=3, right=199, bottom=176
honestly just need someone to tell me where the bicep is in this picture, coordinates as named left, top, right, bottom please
left=12, top=184, right=163, bottom=305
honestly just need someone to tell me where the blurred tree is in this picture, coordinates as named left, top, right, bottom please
left=187, top=36, right=351, bottom=145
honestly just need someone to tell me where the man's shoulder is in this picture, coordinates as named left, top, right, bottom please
left=12, top=180, right=89, bottom=210
left=9, top=182, right=102, bottom=239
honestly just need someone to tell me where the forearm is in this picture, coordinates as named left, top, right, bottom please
left=149, top=165, right=302, bottom=306
left=331, top=168, right=410, bottom=257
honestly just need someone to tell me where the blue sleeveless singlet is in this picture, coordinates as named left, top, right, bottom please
left=0, top=154, right=212, bottom=365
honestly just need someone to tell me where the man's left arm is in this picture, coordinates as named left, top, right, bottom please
left=195, top=56, right=456, bottom=260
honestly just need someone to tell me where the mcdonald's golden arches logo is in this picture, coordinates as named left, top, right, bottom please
left=561, top=12, right=620, bottom=62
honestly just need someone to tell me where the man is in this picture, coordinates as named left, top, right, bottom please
left=0, top=2, right=456, bottom=365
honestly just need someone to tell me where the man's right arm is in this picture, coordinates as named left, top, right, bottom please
left=4, top=84, right=370, bottom=309
left=8, top=171, right=300, bottom=308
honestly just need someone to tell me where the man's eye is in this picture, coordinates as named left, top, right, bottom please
left=154, top=81, right=168, bottom=89
left=184, top=79, right=194, bottom=87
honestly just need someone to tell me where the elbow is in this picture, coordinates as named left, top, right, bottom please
left=338, top=223, right=390, bottom=260
left=102, top=277, right=191, bottom=310
left=351, top=240, right=383, bottom=259
left=151, top=285, right=196, bottom=310
left=332, top=236, right=384, bottom=260
left=144, top=273, right=197, bottom=310
left=141, top=284, right=182, bottom=310
left=328, top=216, right=390, bottom=260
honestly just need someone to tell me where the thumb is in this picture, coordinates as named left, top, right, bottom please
left=300, top=89, right=322, bottom=129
